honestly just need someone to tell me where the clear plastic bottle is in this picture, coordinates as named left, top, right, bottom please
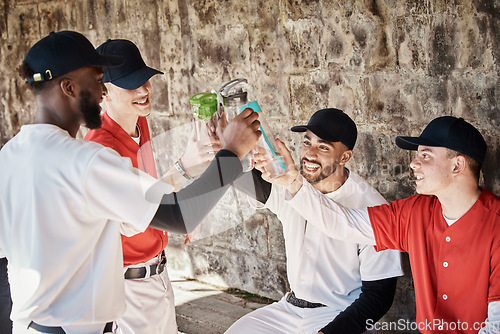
left=189, top=92, right=218, bottom=142
left=241, top=102, right=287, bottom=179
left=218, top=78, right=254, bottom=171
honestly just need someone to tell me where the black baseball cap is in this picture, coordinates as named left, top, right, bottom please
left=396, top=116, right=487, bottom=163
left=24, top=31, right=124, bottom=83
left=291, top=108, right=357, bottom=150
left=96, top=39, right=163, bottom=90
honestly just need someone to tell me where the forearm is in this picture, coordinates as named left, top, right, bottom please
left=149, top=150, right=242, bottom=233
left=286, top=178, right=376, bottom=245
left=161, top=165, right=191, bottom=192
left=161, top=155, right=216, bottom=192
left=320, top=277, right=397, bottom=334
left=233, top=168, right=272, bottom=204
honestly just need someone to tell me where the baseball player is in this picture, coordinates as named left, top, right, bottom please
left=0, top=31, right=261, bottom=333
left=84, top=39, right=219, bottom=334
left=230, top=108, right=403, bottom=333
left=264, top=116, right=500, bottom=334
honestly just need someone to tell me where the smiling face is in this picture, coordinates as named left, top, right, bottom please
left=410, top=146, right=456, bottom=196
left=299, top=130, right=351, bottom=189
left=103, top=80, right=152, bottom=118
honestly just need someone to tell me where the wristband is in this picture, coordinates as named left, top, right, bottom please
left=174, top=159, right=194, bottom=181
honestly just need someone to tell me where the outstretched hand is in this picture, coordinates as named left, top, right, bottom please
left=255, top=139, right=302, bottom=192
left=179, top=121, right=221, bottom=177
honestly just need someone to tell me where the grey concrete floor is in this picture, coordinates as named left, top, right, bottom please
left=171, top=272, right=274, bottom=334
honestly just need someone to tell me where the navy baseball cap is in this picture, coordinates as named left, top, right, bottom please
left=24, top=31, right=124, bottom=83
left=396, top=116, right=487, bottom=163
left=291, top=108, right=358, bottom=150
left=97, top=39, right=163, bottom=90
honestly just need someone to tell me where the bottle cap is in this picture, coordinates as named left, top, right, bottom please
left=219, top=78, right=249, bottom=107
left=189, top=93, right=218, bottom=120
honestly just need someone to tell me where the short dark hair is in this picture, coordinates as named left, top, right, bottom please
left=17, top=60, right=50, bottom=93
left=446, top=148, right=481, bottom=181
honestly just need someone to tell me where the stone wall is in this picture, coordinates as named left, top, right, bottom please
left=1, top=0, right=499, bottom=332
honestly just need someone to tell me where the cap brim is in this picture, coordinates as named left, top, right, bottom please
left=106, top=66, right=163, bottom=90
left=395, top=136, right=442, bottom=150
left=291, top=125, right=308, bottom=133
left=291, top=125, right=341, bottom=143
left=89, top=54, right=125, bottom=68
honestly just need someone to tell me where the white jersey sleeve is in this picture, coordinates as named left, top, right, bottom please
left=285, top=179, right=377, bottom=245
left=83, top=148, right=163, bottom=233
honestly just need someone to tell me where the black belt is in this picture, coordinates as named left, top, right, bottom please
left=286, top=291, right=326, bottom=308
left=124, top=252, right=166, bottom=279
left=28, top=321, right=113, bottom=333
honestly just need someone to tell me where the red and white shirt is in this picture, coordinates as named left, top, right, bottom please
left=85, top=112, right=169, bottom=266
left=369, top=191, right=500, bottom=333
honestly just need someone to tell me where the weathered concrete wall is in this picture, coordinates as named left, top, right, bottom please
left=1, top=0, right=499, bottom=331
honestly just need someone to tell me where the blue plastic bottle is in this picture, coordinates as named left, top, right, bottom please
left=241, top=102, right=287, bottom=179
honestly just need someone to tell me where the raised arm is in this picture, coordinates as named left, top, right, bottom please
left=286, top=179, right=376, bottom=245
left=149, top=150, right=242, bottom=233
left=149, top=108, right=261, bottom=234
left=161, top=121, right=221, bottom=192
left=260, top=139, right=377, bottom=245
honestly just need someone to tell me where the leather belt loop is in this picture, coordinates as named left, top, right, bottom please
left=103, top=322, right=113, bottom=333
left=286, top=291, right=326, bottom=308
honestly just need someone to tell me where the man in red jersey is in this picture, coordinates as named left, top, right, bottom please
left=259, top=116, right=499, bottom=334
left=85, top=39, right=219, bottom=334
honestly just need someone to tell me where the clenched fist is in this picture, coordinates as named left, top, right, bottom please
left=217, top=108, right=261, bottom=159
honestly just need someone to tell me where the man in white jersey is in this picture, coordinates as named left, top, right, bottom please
left=230, top=108, right=403, bottom=334
left=0, top=30, right=261, bottom=333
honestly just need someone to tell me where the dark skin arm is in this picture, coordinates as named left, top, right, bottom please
left=149, top=108, right=262, bottom=234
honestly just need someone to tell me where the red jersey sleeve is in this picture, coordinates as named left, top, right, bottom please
left=368, top=195, right=428, bottom=253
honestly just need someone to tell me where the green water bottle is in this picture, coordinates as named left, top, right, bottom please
left=189, top=92, right=218, bottom=141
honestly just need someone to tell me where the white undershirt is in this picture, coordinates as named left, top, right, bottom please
left=442, top=211, right=459, bottom=226
left=131, top=126, right=141, bottom=145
